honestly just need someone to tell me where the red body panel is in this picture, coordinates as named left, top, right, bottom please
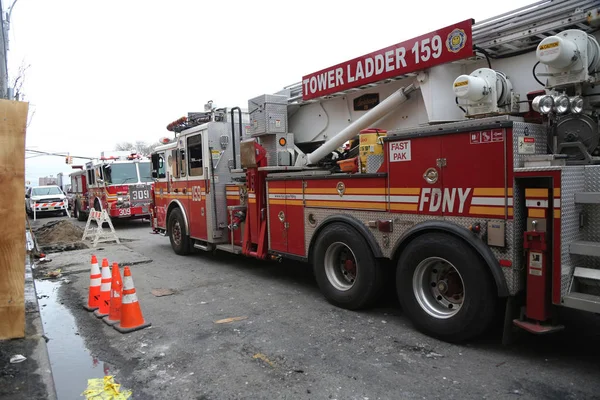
left=442, top=128, right=508, bottom=218
left=387, top=136, right=442, bottom=215
left=285, top=180, right=305, bottom=256
left=386, top=129, right=511, bottom=219
left=267, top=180, right=306, bottom=257
left=304, top=176, right=387, bottom=211
left=187, top=179, right=207, bottom=241
left=267, top=181, right=287, bottom=254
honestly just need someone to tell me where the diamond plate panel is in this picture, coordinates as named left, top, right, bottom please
left=511, top=181, right=525, bottom=293
left=260, top=134, right=280, bottom=167
left=247, top=94, right=288, bottom=136
left=512, top=122, right=548, bottom=169
left=560, top=167, right=586, bottom=297
left=366, top=154, right=384, bottom=174
left=303, top=208, right=520, bottom=294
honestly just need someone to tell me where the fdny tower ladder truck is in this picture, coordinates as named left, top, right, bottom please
left=150, top=0, right=600, bottom=342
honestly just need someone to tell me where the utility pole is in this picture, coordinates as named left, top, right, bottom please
left=0, top=0, right=8, bottom=99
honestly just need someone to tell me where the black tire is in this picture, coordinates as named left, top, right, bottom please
left=396, top=233, right=496, bottom=343
left=168, top=208, right=190, bottom=255
left=312, top=223, right=383, bottom=310
left=62, top=210, right=67, bottom=216
left=76, top=201, right=87, bottom=221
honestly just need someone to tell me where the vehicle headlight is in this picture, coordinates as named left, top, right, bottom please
left=569, top=96, right=584, bottom=114
left=532, top=95, right=554, bottom=114
left=553, top=94, right=569, bottom=114
left=117, top=196, right=124, bottom=205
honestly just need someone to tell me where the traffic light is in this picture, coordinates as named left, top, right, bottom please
left=65, top=156, right=72, bottom=164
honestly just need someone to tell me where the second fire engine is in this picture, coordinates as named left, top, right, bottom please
left=70, top=151, right=154, bottom=221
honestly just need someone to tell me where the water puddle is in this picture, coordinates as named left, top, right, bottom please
left=36, top=279, right=111, bottom=399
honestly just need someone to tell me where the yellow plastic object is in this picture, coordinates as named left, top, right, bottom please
left=359, top=128, right=387, bottom=173
left=82, top=376, right=132, bottom=399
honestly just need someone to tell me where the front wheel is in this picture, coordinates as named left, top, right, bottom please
left=396, top=233, right=496, bottom=343
left=168, top=208, right=190, bottom=255
left=312, top=223, right=383, bottom=310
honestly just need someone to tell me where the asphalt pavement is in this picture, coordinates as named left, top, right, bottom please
left=30, top=214, right=600, bottom=400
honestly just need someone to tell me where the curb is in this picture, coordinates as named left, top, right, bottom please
left=26, top=255, right=58, bottom=400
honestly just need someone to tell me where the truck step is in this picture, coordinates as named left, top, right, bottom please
left=193, top=241, right=214, bottom=252
left=574, top=192, right=600, bottom=204
left=512, top=319, right=564, bottom=335
left=216, top=244, right=243, bottom=255
left=573, top=267, right=600, bottom=281
left=562, top=292, right=600, bottom=314
left=570, top=241, right=600, bottom=257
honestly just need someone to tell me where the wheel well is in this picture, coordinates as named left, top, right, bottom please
left=166, top=200, right=189, bottom=235
left=308, top=214, right=383, bottom=264
left=391, top=222, right=509, bottom=297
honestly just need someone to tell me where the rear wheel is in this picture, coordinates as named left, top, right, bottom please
left=76, top=201, right=87, bottom=221
left=168, top=208, right=190, bottom=255
left=396, top=233, right=496, bottom=343
left=313, top=223, right=383, bottom=310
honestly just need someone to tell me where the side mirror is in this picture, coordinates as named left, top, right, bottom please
left=151, top=170, right=158, bottom=178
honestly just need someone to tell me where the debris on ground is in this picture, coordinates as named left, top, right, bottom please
left=9, top=355, right=27, bottom=364
left=82, top=376, right=132, bottom=399
left=215, top=316, right=248, bottom=324
left=151, top=288, right=175, bottom=297
left=253, top=353, right=275, bottom=368
left=43, top=269, right=62, bottom=279
left=33, top=220, right=85, bottom=246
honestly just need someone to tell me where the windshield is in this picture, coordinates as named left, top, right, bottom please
left=103, top=163, right=139, bottom=185
left=138, top=162, right=153, bottom=183
left=32, top=187, right=62, bottom=196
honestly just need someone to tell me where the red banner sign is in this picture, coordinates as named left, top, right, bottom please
left=301, top=19, right=474, bottom=101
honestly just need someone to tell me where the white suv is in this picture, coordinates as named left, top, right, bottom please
left=26, top=185, right=68, bottom=216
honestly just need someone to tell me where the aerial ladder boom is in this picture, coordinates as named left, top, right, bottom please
left=296, top=84, right=417, bottom=166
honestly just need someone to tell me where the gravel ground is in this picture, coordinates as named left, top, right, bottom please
left=30, top=215, right=600, bottom=399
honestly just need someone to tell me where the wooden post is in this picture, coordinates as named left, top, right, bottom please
left=0, top=99, right=28, bottom=339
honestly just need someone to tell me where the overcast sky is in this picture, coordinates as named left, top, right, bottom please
left=7, top=0, right=538, bottom=185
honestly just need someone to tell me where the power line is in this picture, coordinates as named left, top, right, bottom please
left=25, top=148, right=93, bottom=160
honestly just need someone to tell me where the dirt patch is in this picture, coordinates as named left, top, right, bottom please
left=34, top=220, right=85, bottom=246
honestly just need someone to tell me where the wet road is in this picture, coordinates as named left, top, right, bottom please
left=35, top=215, right=600, bottom=399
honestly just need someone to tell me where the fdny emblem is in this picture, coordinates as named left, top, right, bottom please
left=446, top=28, right=467, bottom=53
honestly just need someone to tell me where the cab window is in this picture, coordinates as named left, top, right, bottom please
left=152, top=152, right=166, bottom=179
left=188, top=134, right=203, bottom=177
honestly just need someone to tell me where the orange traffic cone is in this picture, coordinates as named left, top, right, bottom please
left=83, top=255, right=101, bottom=311
left=114, top=266, right=151, bottom=333
left=103, top=263, right=122, bottom=326
left=93, top=258, right=112, bottom=318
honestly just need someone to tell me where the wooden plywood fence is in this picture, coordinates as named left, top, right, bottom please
left=0, top=100, right=28, bottom=339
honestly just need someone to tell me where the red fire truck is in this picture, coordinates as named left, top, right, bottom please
left=70, top=151, right=154, bottom=221
left=150, top=1, right=600, bottom=342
